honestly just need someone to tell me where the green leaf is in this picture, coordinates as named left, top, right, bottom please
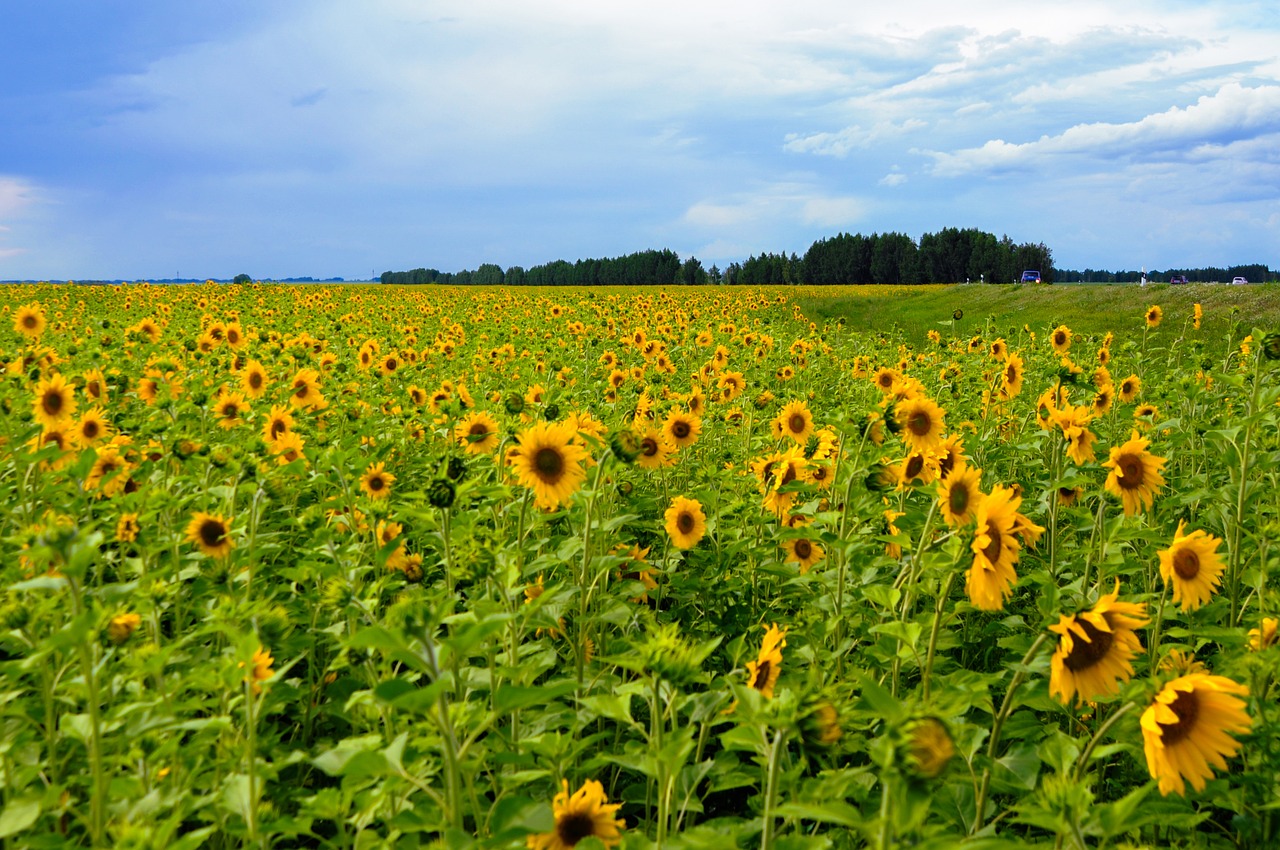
left=0, top=798, right=41, bottom=838
left=774, top=800, right=864, bottom=827
left=495, top=680, right=576, bottom=714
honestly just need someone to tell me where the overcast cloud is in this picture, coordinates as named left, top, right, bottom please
left=1, top=0, right=1276, bottom=279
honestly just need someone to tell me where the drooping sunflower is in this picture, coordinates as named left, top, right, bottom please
left=33, top=372, right=77, bottom=428
left=1103, top=431, right=1167, bottom=516
left=895, top=395, right=946, bottom=453
left=85, top=446, right=134, bottom=496
left=1048, top=581, right=1149, bottom=706
left=508, top=420, right=589, bottom=511
left=745, top=624, right=787, bottom=699
left=663, top=408, right=702, bottom=449
left=1145, top=304, right=1163, bottom=328
left=454, top=410, right=501, bottom=455
left=774, top=400, right=815, bottom=444
left=526, top=779, right=625, bottom=850
left=185, top=511, right=234, bottom=559
left=240, top=360, right=269, bottom=399
left=360, top=462, right=395, bottom=501
left=938, top=460, right=983, bottom=527
left=783, top=537, right=825, bottom=573
left=665, top=495, right=706, bottom=550
left=13, top=302, right=47, bottom=338
left=1158, top=520, right=1226, bottom=611
left=966, top=484, right=1022, bottom=611
left=1141, top=672, right=1252, bottom=796
left=904, top=717, right=956, bottom=780
left=1249, top=617, right=1278, bottom=651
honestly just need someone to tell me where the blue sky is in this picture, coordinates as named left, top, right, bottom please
left=2, top=1, right=1277, bottom=280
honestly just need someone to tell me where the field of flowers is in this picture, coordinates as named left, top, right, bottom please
left=1, top=282, right=1277, bottom=849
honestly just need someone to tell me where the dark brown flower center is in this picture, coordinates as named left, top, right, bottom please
left=1062, top=616, right=1116, bottom=671
left=794, top=539, right=812, bottom=559
left=905, top=454, right=924, bottom=480
left=249, top=371, right=263, bottom=389
left=82, top=420, right=100, bottom=439
left=908, top=411, right=931, bottom=436
left=199, top=520, right=226, bottom=547
left=982, top=522, right=1003, bottom=564
left=672, top=420, right=691, bottom=439
left=367, top=475, right=386, bottom=492
left=1005, top=364, right=1017, bottom=383
left=1054, top=331, right=1067, bottom=347
left=752, top=659, right=773, bottom=690
left=1116, top=453, right=1144, bottom=490
left=1172, top=546, right=1200, bottom=580
left=469, top=423, right=489, bottom=438
left=948, top=481, right=970, bottom=516
left=270, top=419, right=287, bottom=438
left=789, top=413, right=808, bottom=434
left=1158, top=688, right=1200, bottom=745
left=42, top=389, right=64, bottom=416
left=677, top=512, right=695, bottom=534
left=641, top=437, right=659, bottom=457
left=22, top=314, right=37, bottom=329
left=533, top=447, right=565, bottom=480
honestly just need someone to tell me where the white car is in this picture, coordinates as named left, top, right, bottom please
left=1231, top=276, right=1248, bottom=285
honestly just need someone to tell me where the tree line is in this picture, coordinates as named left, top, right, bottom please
left=1054, top=264, right=1275, bottom=284
left=379, top=228, right=1053, bottom=286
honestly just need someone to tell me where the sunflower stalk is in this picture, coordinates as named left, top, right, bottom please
left=1073, top=701, right=1135, bottom=783
left=66, top=575, right=107, bottom=847
left=1228, top=346, right=1264, bottom=626
left=760, top=726, right=785, bottom=850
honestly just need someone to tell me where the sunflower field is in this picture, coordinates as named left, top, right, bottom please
left=1, top=282, right=1278, bottom=849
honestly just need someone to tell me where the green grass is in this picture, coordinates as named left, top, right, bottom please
left=795, top=282, right=1280, bottom=355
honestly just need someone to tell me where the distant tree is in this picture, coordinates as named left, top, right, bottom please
left=232, top=273, right=252, bottom=285
left=678, top=256, right=706, bottom=285
left=473, top=263, right=504, bottom=286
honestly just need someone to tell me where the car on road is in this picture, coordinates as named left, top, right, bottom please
left=1169, top=274, right=1189, bottom=285
left=1232, top=276, right=1248, bottom=285
left=1020, top=270, right=1042, bottom=283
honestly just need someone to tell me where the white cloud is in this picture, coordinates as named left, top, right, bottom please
left=682, top=183, right=866, bottom=231
left=0, top=176, right=37, bottom=218
left=879, top=172, right=908, bottom=187
left=784, top=119, right=926, bottom=157
left=926, top=83, right=1280, bottom=176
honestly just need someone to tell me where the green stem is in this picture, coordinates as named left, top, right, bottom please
left=760, top=728, right=784, bottom=850
left=922, top=569, right=958, bottom=700
left=68, top=578, right=106, bottom=846
left=1073, top=702, right=1135, bottom=783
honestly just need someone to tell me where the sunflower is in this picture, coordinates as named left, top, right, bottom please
left=966, top=484, right=1022, bottom=611
left=1103, top=431, right=1167, bottom=516
left=872, top=367, right=900, bottom=393
left=998, top=354, right=1024, bottom=400
left=663, top=408, right=702, bottom=449
left=745, top=624, right=787, bottom=699
left=774, top=400, right=815, bottom=444
left=1193, top=302, right=1203, bottom=330
left=1158, top=520, right=1226, bottom=611
left=1092, top=384, right=1114, bottom=416
left=248, top=647, right=274, bottom=695
left=82, top=367, right=108, bottom=402
left=526, top=779, right=625, bottom=850
left=377, top=353, right=400, bottom=376
left=360, top=462, right=395, bottom=500
left=185, top=511, right=234, bottom=559
left=1141, top=672, right=1252, bottom=796
left=1050, top=324, right=1072, bottom=354
left=754, top=447, right=810, bottom=516
left=13, top=302, right=46, bottom=338
left=508, top=420, right=589, bottom=511
left=454, top=410, right=501, bottom=455
left=895, top=396, right=946, bottom=453
left=73, top=407, right=112, bottom=447
left=1117, top=374, right=1141, bottom=403
left=107, top=613, right=142, bottom=645
left=86, top=447, right=133, bottom=496
left=989, top=338, right=1008, bottom=360
left=664, top=495, right=707, bottom=549
left=270, top=431, right=307, bottom=466
left=213, top=390, right=250, bottom=430
left=1145, top=304, right=1163, bottom=328
left=33, top=372, right=77, bottom=427
left=783, top=537, right=825, bottom=573
left=261, top=405, right=294, bottom=443
left=904, top=717, right=955, bottom=780
left=240, top=360, right=269, bottom=398
left=1249, top=617, right=1278, bottom=651
left=635, top=426, right=674, bottom=470
left=1049, top=581, right=1149, bottom=706
left=897, top=449, right=940, bottom=488
left=938, top=461, right=983, bottom=527
left=288, top=368, right=324, bottom=409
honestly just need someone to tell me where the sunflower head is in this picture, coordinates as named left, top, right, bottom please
left=1141, top=673, right=1252, bottom=796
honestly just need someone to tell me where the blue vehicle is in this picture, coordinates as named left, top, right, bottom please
left=1020, top=270, right=1042, bottom=283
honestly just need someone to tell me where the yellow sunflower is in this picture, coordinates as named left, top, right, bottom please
left=1048, top=581, right=1149, bottom=706
left=508, top=420, right=589, bottom=511
left=360, top=462, right=395, bottom=501
left=33, top=372, right=77, bottom=427
left=745, top=624, right=787, bottom=699
left=904, top=717, right=956, bottom=780
left=526, top=779, right=624, bottom=850
left=185, top=511, right=234, bottom=559
left=774, top=399, right=815, bottom=444
left=1248, top=617, right=1277, bottom=651
left=1141, top=672, right=1252, bottom=796
left=1050, top=324, right=1072, bottom=354
left=288, top=368, right=324, bottom=409
left=454, top=410, right=501, bottom=455
left=783, top=537, right=825, bottom=573
left=85, top=447, right=134, bottom=497
left=13, top=302, right=47, bottom=338
left=1118, top=374, right=1142, bottom=403
left=938, top=460, right=983, bottom=527
left=248, top=647, right=275, bottom=695
left=82, top=367, right=108, bottom=402
left=270, top=431, right=307, bottom=466
left=1145, top=304, right=1163, bottom=328
left=213, top=390, right=249, bottom=430
left=635, top=426, right=674, bottom=470
left=998, top=354, right=1024, bottom=400
left=895, top=395, right=946, bottom=453
left=966, top=484, right=1022, bottom=611
left=261, top=404, right=294, bottom=443
left=662, top=408, right=702, bottom=449
left=240, top=360, right=269, bottom=398
left=1158, top=520, right=1226, bottom=611
left=73, top=407, right=112, bottom=447
left=665, top=495, right=707, bottom=549
left=1103, top=431, right=1167, bottom=516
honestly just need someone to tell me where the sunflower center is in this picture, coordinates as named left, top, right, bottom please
left=1005, top=364, right=1017, bottom=383
left=982, top=522, right=1003, bottom=564
left=948, top=482, right=970, bottom=517
left=779, top=464, right=798, bottom=487
left=794, top=539, right=812, bottom=560
left=1116, top=453, right=1144, bottom=489
left=641, top=437, right=659, bottom=457
left=385, top=358, right=397, bottom=370
left=1054, top=331, right=1067, bottom=347
left=22, top=314, right=38, bottom=329
left=533, top=447, right=565, bottom=480
left=199, top=520, right=226, bottom=547
left=677, top=512, right=695, bottom=534
left=752, top=659, right=773, bottom=690
left=789, top=413, right=808, bottom=434
left=367, top=475, right=386, bottom=492
left=672, top=421, right=691, bottom=439
left=1172, top=546, right=1201, bottom=580
left=82, top=420, right=100, bottom=439
left=905, top=454, right=924, bottom=479
left=270, top=419, right=287, bottom=438
left=221, top=403, right=238, bottom=418
left=41, top=389, right=65, bottom=416
left=1158, top=688, right=1200, bottom=745
left=1062, top=617, right=1116, bottom=671
left=469, top=423, right=489, bottom=438
left=249, top=372, right=263, bottom=389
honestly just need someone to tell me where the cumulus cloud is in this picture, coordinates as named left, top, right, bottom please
left=925, top=83, right=1280, bottom=176
left=682, top=183, right=866, bottom=230
left=784, top=119, right=927, bottom=157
